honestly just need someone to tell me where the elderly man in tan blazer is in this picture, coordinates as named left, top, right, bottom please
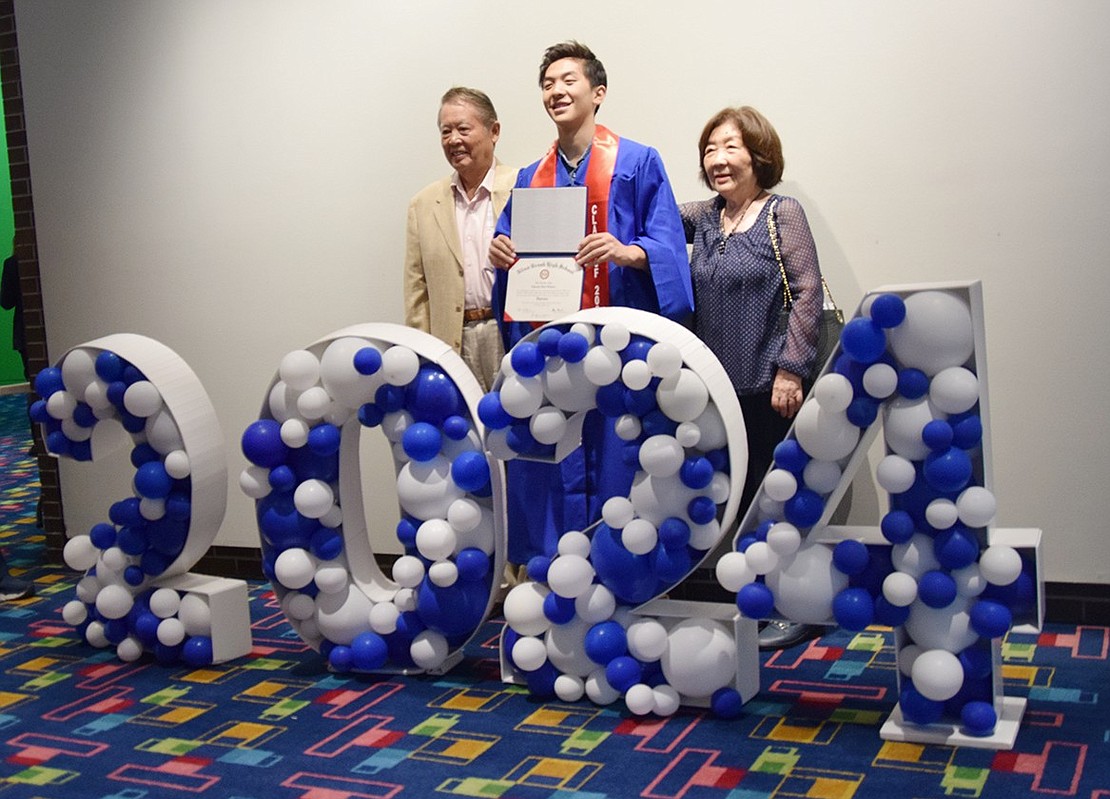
left=404, top=87, right=518, bottom=393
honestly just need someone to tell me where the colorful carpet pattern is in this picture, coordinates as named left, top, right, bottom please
left=0, top=395, right=1107, bottom=799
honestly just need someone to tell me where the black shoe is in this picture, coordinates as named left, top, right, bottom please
left=0, top=576, right=34, bottom=601
left=758, top=620, right=822, bottom=651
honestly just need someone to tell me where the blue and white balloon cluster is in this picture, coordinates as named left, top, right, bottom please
left=717, top=290, right=1033, bottom=735
left=33, top=348, right=215, bottom=665
left=487, top=319, right=742, bottom=716
left=241, top=335, right=496, bottom=674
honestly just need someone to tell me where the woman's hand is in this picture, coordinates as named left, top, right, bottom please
left=771, top=369, right=804, bottom=418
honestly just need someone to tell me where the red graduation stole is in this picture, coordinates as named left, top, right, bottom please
left=530, top=124, right=619, bottom=309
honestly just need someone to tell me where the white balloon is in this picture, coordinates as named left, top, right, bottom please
left=656, top=369, right=710, bottom=423
left=583, top=346, right=622, bottom=386
left=813, top=373, right=854, bottom=413
left=320, top=337, right=385, bottom=409
left=63, top=535, right=100, bottom=571
left=793, top=401, right=860, bottom=461
left=529, top=405, right=568, bottom=445
left=95, top=584, right=134, bottom=620
left=60, top=348, right=98, bottom=400
left=117, top=636, right=144, bottom=663
left=599, top=323, right=631, bottom=352
left=149, top=587, right=182, bottom=619
left=765, top=542, right=848, bottom=624
left=904, top=595, right=978, bottom=651
left=380, top=409, right=413, bottom=443
left=85, top=621, right=109, bottom=648
left=744, top=541, right=780, bottom=575
left=929, top=366, right=980, bottom=414
left=802, top=460, right=842, bottom=496
left=653, top=684, right=682, bottom=716
left=545, top=617, right=596, bottom=677
left=925, top=499, right=959, bottom=531
left=503, top=582, right=551, bottom=636
left=157, top=617, right=186, bottom=646
left=369, top=601, right=401, bottom=634
left=164, top=449, right=191, bottom=479
left=280, top=418, right=311, bottom=448
left=660, top=618, right=738, bottom=699
left=316, top=584, right=373, bottom=645
left=178, top=593, right=213, bottom=636
left=511, top=635, right=549, bottom=672
left=876, top=454, right=917, bottom=494
left=396, top=457, right=464, bottom=520
left=315, top=564, right=350, bottom=594
left=380, top=346, right=420, bottom=386
left=688, top=519, right=722, bottom=551
left=766, top=522, right=802, bottom=556
left=601, top=497, right=635, bottom=530
left=715, top=551, right=755, bottom=592
left=428, top=560, right=459, bottom=587
left=542, top=358, right=597, bottom=413
left=575, top=583, right=616, bottom=623
left=614, top=414, right=643, bottom=441
left=629, top=471, right=698, bottom=527
left=621, top=518, right=658, bottom=555
left=569, top=322, right=596, bottom=343
left=62, top=600, right=88, bottom=626
left=887, top=290, right=975, bottom=376
left=447, top=498, right=482, bottom=533
left=621, top=359, right=653, bottom=391
left=675, top=421, right=701, bottom=448
left=957, top=486, right=997, bottom=528
left=139, top=497, right=165, bottom=521
left=394, top=588, right=418, bottom=612
left=499, top=374, right=545, bottom=419
left=391, top=555, right=426, bottom=589
left=691, top=403, right=728, bottom=451
left=898, top=643, right=923, bottom=677
left=952, top=563, right=987, bottom=597
left=979, top=545, right=1022, bottom=586
left=46, top=390, right=77, bottom=421
left=763, top=469, right=798, bottom=502
left=891, top=534, right=941, bottom=578
left=626, top=618, right=669, bottom=661
left=625, top=683, right=655, bottom=715
left=294, top=479, right=334, bottom=519
left=123, top=381, right=163, bottom=418
left=882, top=396, right=938, bottom=462
left=911, top=648, right=964, bottom=701
left=296, top=386, right=332, bottom=420
left=862, top=362, right=898, bottom=399
left=415, top=519, right=457, bottom=561
left=410, top=630, right=450, bottom=670
left=284, top=592, right=316, bottom=621
left=585, top=668, right=621, bottom=705
left=557, top=530, right=592, bottom=558
left=554, top=674, right=586, bottom=702
left=882, top=571, right=919, bottom=607
left=647, top=341, right=683, bottom=379
left=145, top=409, right=184, bottom=455
left=546, top=554, right=595, bottom=599
left=268, top=381, right=299, bottom=423
left=638, top=435, right=684, bottom=478
left=275, top=548, right=317, bottom=590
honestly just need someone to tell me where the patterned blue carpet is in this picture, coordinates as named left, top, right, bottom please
left=0, top=394, right=1107, bottom=799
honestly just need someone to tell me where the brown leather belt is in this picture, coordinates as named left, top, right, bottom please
left=463, top=307, right=493, bottom=322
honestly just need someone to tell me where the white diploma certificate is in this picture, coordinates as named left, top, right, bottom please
left=504, top=257, right=584, bottom=322
left=505, top=186, right=587, bottom=322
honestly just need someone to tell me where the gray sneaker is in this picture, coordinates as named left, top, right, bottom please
left=758, top=620, right=823, bottom=650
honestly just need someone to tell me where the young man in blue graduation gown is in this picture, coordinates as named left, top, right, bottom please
left=488, top=41, right=694, bottom=568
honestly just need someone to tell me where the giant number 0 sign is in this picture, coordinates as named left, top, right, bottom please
left=36, top=282, right=1042, bottom=751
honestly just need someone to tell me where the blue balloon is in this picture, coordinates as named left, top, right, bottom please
left=257, top=491, right=317, bottom=550
left=148, top=517, right=188, bottom=557
left=527, top=555, right=552, bottom=583
left=653, top=544, right=691, bottom=583
left=402, top=422, right=443, bottom=462
left=416, top=579, right=485, bottom=641
left=784, top=488, right=824, bottom=528
left=621, top=337, right=653, bottom=363
left=557, top=332, right=589, bottom=363
left=124, top=565, right=145, bottom=586
left=310, top=528, right=343, bottom=561
left=73, top=402, right=97, bottom=428
left=307, top=423, right=342, bottom=456
left=623, top=386, right=656, bottom=416
left=918, top=570, right=958, bottom=609
left=182, top=635, right=215, bottom=667
left=130, top=443, right=161, bottom=468
left=166, top=490, right=190, bottom=522
left=477, top=392, right=513, bottom=429
left=350, top=631, right=388, bottom=671
left=117, top=525, right=146, bottom=556
left=328, top=645, right=353, bottom=672
left=934, top=526, right=979, bottom=569
left=396, top=517, right=418, bottom=549
left=832, top=540, right=870, bottom=576
left=605, top=655, right=643, bottom=692
left=950, top=412, right=983, bottom=450
left=405, top=365, right=461, bottom=425
left=900, top=685, right=943, bottom=725
left=510, top=341, right=546, bottom=377
left=832, top=587, right=874, bottom=630
left=353, top=346, right=382, bottom=375
left=680, top=457, right=714, bottom=490
left=524, top=660, right=559, bottom=698
left=960, top=700, right=997, bottom=736
left=687, top=495, right=717, bottom=525
left=711, top=687, right=744, bottom=719
left=374, top=383, right=406, bottom=413
left=287, top=446, right=339, bottom=484
left=45, top=430, right=70, bottom=456
left=736, top=582, right=775, bottom=619
left=119, top=410, right=146, bottom=434
left=456, top=548, right=490, bottom=582
left=880, top=510, right=916, bottom=544
left=869, top=293, right=906, bottom=328
left=268, top=465, right=298, bottom=492
left=958, top=642, right=994, bottom=680
left=70, top=440, right=93, bottom=461
left=705, top=448, right=729, bottom=473
left=89, top=522, right=117, bottom=549
left=505, top=422, right=539, bottom=455
left=358, top=402, right=384, bottom=428
left=641, top=409, right=678, bottom=437
left=106, top=380, right=128, bottom=408
left=897, top=368, right=930, bottom=400
left=596, top=383, right=626, bottom=416
left=441, top=415, right=471, bottom=441
left=923, top=446, right=973, bottom=493
left=543, top=591, right=577, bottom=624
left=840, top=317, right=887, bottom=364
left=736, top=533, right=759, bottom=553
left=153, top=641, right=184, bottom=665
left=241, top=419, right=289, bottom=468
left=590, top=523, right=657, bottom=605
left=29, top=399, right=49, bottom=424
left=873, top=596, right=910, bottom=627
left=95, top=350, right=125, bottom=382
left=536, top=327, right=563, bottom=356
left=133, top=611, right=161, bottom=646
left=922, top=419, right=954, bottom=451
left=845, top=396, right=880, bottom=428
left=33, top=367, right=64, bottom=399
left=969, top=599, right=1012, bottom=639
left=658, top=517, right=691, bottom=551
left=451, top=451, right=490, bottom=492
left=773, top=439, right=810, bottom=473
left=110, top=497, right=143, bottom=527
left=584, top=620, right=627, bottom=665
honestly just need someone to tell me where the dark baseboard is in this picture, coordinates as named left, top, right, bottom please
left=192, top=549, right=1109, bottom=627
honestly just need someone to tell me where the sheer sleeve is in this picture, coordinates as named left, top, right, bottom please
left=678, top=201, right=700, bottom=245
left=772, top=197, right=822, bottom=378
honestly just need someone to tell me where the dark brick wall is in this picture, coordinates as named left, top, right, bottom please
left=1, top=1, right=64, bottom=563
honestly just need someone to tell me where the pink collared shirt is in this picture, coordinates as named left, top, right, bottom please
left=452, top=166, right=497, bottom=312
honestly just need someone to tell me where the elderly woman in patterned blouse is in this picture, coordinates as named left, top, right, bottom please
left=680, top=106, right=824, bottom=648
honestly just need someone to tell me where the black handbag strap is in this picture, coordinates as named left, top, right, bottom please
left=767, top=197, right=840, bottom=316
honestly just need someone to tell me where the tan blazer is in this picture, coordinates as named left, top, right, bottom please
left=403, top=162, right=517, bottom=353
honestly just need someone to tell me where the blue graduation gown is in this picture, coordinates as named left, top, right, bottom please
left=492, top=136, right=693, bottom=564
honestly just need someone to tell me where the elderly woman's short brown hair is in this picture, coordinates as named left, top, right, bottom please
left=698, top=106, right=784, bottom=190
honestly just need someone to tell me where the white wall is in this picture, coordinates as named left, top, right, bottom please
left=15, top=1, right=1110, bottom=583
